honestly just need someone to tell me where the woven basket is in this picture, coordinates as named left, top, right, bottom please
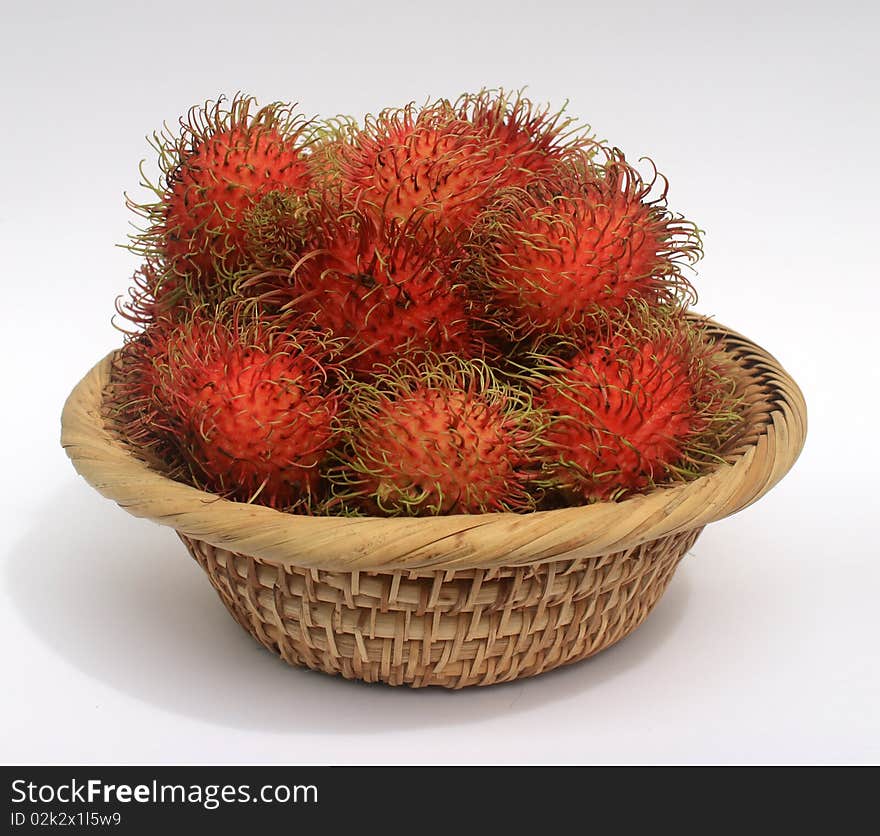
left=61, top=319, right=806, bottom=688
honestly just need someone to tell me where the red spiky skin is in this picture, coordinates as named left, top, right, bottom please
left=344, top=386, right=533, bottom=515
left=456, top=90, right=577, bottom=181
left=163, top=126, right=311, bottom=278
left=539, top=331, right=708, bottom=501
left=111, top=315, right=181, bottom=449
left=475, top=157, right=699, bottom=338
left=184, top=346, right=335, bottom=506
left=290, top=214, right=482, bottom=375
left=338, top=99, right=571, bottom=237
left=115, top=318, right=340, bottom=509
left=115, top=261, right=185, bottom=330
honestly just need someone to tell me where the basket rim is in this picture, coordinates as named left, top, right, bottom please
left=60, top=316, right=807, bottom=571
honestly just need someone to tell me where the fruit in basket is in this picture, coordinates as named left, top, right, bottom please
left=111, top=311, right=342, bottom=510
left=129, top=95, right=315, bottom=281
left=242, top=188, right=315, bottom=269
left=332, top=92, right=589, bottom=238
left=113, top=90, right=740, bottom=517
left=58, top=87, right=807, bottom=693
left=533, top=310, right=739, bottom=502
left=115, top=259, right=186, bottom=329
left=280, top=207, right=483, bottom=375
left=329, top=356, right=541, bottom=515
left=456, top=88, right=582, bottom=177
left=468, top=149, right=701, bottom=338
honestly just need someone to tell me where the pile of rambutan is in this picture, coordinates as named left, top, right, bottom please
left=110, top=91, right=742, bottom=517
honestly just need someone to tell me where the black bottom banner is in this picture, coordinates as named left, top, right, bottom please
left=1, top=764, right=851, bottom=832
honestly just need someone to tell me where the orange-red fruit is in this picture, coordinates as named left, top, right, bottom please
left=289, top=213, right=481, bottom=375
left=337, top=97, right=573, bottom=237
left=474, top=154, right=699, bottom=337
left=119, top=317, right=340, bottom=509
left=456, top=89, right=580, bottom=182
left=337, top=362, right=537, bottom=515
left=111, top=314, right=182, bottom=453
left=538, top=326, right=715, bottom=501
left=115, top=261, right=186, bottom=330
left=161, top=102, right=312, bottom=278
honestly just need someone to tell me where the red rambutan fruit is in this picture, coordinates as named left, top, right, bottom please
left=469, top=149, right=701, bottom=338
left=534, top=309, right=740, bottom=502
left=336, top=102, right=495, bottom=235
left=454, top=89, right=590, bottom=185
left=281, top=207, right=484, bottom=375
left=114, top=260, right=188, bottom=332
left=128, top=95, right=316, bottom=283
left=329, top=356, right=542, bottom=516
left=241, top=188, right=315, bottom=270
left=110, top=310, right=343, bottom=510
left=109, top=312, right=182, bottom=468
left=334, top=94, right=590, bottom=238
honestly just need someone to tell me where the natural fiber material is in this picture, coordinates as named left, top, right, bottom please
left=181, top=528, right=699, bottom=687
left=61, top=318, right=806, bottom=687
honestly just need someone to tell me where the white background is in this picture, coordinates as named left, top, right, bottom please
left=2, top=0, right=877, bottom=765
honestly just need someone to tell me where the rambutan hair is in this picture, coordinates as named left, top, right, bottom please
left=114, top=260, right=187, bottom=333
left=271, top=202, right=486, bottom=375
left=468, top=147, right=702, bottom=338
left=328, top=354, right=544, bottom=516
left=529, top=305, right=740, bottom=503
left=334, top=100, right=495, bottom=234
left=109, top=91, right=737, bottom=518
left=331, top=93, right=592, bottom=238
left=108, top=305, right=344, bottom=511
left=241, top=188, right=316, bottom=269
left=453, top=88, right=593, bottom=177
left=126, top=94, right=318, bottom=284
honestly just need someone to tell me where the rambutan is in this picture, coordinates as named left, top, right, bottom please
left=469, top=149, right=701, bottom=338
left=533, top=310, right=740, bottom=503
left=281, top=207, right=483, bottom=375
left=110, top=311, right=342, bottom=510
left=334, top=94, right=589, bottom=238
left=454, top=89, right=588, bottom=183
left=109, top=312, right=183, bottom=470
left=109, top=90, right=739, bottom=518
left=114, top=260, right=188, bottom=331
left=329, top=356, right=542, bottom=516
left=241, top=189, right=314, bottom=269
left=129, top=95, right=316, bottom=282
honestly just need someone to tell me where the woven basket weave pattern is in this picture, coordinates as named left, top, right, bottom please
left=61, top=319, right=806, bottom=688
left=182, top=528, right=700, bottom=687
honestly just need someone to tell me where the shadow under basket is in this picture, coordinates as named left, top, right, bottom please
left=61, top=319, right=806, bottom=688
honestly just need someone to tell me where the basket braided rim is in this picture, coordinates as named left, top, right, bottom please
left=61, top=317, right=806, bottom=572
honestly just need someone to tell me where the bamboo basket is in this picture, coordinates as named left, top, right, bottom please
left=61, top=319, right=806, bottom=688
